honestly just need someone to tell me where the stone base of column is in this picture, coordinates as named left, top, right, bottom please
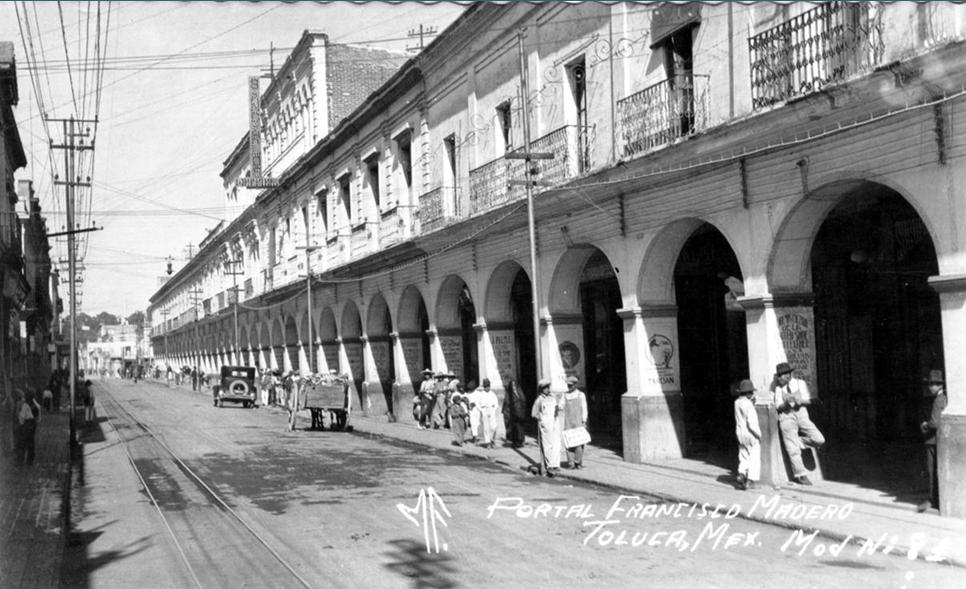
left=939, top=413, right=966, bottom=518
left=758, top=405, right=824, bottom=487
left=393, top=382, right=416, bottom=424
left=621, top=392, right=686, bottom=462
left=362, top=381, right=389, bottom=418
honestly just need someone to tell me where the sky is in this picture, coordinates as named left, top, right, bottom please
left=0, top=1, right=466, bottom=317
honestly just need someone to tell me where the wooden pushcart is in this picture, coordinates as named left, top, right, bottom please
left=299, top=374, right=351, bottom=431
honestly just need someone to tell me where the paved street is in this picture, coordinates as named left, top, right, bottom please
left=58, top=379, right=964, bottom=588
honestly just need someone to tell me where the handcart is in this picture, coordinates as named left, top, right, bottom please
left=299, top=374, right=351, bottom=431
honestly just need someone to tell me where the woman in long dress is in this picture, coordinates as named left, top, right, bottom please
left=531, top=379, right=561, bottom=477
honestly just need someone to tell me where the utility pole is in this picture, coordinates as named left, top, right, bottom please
left=223, top=256, right=243, bottom=363
left=49, top=115, right=97, bottom=446
left=296, top=245, right=320, bottom=373
left=406, top=24, right=438, bottom=52
left=507, top=29, right=554, bottom=383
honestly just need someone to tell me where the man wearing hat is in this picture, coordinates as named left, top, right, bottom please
left=733, top=379, right=762, bottom=490
left=414, top=369, right=435, bottom=429
left=772, top=362, right=825, bottom=485
left=919, top=369, right=947, bottom=513
left=430, top=371, right=451, bottom=430
left=531, top=379, right=562, bottom=476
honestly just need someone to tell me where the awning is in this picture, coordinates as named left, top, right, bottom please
left=650, top=3, right=702, bottom=47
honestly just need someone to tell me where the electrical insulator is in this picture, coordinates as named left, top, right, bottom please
left=166, top=261, right=173, bottom=275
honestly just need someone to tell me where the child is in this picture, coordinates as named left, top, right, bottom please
left=733, top=379, right=761, bottom=490
left=448, top=388, right=470, bottom=446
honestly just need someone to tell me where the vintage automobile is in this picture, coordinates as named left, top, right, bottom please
left=212, top=365, right=257, bottom=408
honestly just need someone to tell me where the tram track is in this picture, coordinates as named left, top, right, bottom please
left=97, top=389, right=314, bottom=589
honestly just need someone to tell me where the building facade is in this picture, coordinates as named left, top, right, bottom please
left=1, top=43, right=57, bottom=395
left=149, top=4, right=966, bottom=516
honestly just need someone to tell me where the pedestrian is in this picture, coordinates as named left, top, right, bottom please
left=531, top=379, right=562, bottom=477
left=430, top=372, right=450, bottom=430
left=14, top=389, right=41, bottom=465
left=474, top=379, right=500, bottom=448
left=561, top=376, right=589, bottom=469
left=41, top=388, right=53, bottom=412
left=771, top=362, right=825, bottom=485
left=447, top=383, right=470, bottom=446
left=191, top=366, right=199, bottom=391
left=918, top=369, right=947, bottom=513
left=414, top=369, right=434, bottom=429
left=501, top=373, right=527, bottom=448
left=733, top=379, right=761, bottom=490
left=165, top=365, right=173, bottom=387
left=83, top=380, right=95, bottom=427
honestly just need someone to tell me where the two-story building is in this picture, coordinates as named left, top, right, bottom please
left=149, top=4, right=966, bottom=517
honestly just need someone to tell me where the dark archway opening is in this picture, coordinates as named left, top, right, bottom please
left=458, top=286, right=479, bottom=387
left=811, top=187, right=942, bottom=499
left=579, top=250, right=626, bottom=443
left=674, top=224, right=748, bottom=462
left=510, top=269, right=537, bottom=432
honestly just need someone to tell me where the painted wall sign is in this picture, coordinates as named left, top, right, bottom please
left=489, top=330, right=517, bottom=381
left=439, top=335, right=464, bottom=379
left=777, top=307, right=817, bottom=397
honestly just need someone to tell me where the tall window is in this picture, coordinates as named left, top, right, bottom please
left=338, top=174, right=352, bottom=227
left=496, top=101, right=513, bottom=153
left=566, top=57, right=589, bottom=173
left=268, top=226, right=277, bottom=266
left=661, top=26, right=695, bottom=136
left=316, top=188, right=329, bottom=240
left=395, top=131, right=413, bottom=202
left=443, top=134, right=457, bottom=186
left=365, top=155, right=381, bottom=211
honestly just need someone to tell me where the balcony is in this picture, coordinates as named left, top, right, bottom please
left=618, top=75, right=710, bottom=158
left=467, top=125, right=579, bottom=215
left=748, top=2, right=883, bottom=110
left=418, top=186, right=458, bottom=233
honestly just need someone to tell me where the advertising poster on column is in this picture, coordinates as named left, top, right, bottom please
left=777, top=307, right=817, bottom=398
left=554, top=323, right=585, bottom=385
left=439, top=335, right=464, bottom=379
left=644, top=317, right=680, bottom=393
left=488, top=331, right=516, bottom=381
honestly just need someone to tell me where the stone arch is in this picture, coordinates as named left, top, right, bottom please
left=319, top=307, right=338, bottom=340
left=367, top=293, right=393, bottom=337
left=638, top=218, right=745, bottom=304
left=397, top=285, right=429, bottom=333
left=767, top=177, right=940, bottom=291
left=341, top=302, right=363, bottom=338
left=547, top=245, right=605, bottom=314
left=435, top=274, right=475, bottom=330
left=484, top=260, right=530, bottom=323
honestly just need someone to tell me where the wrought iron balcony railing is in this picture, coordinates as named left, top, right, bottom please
left=618, top=74, right=710, bottom=158
left=749, top=2, right=883, bottom=110
left=467, top=125, right=579, bottom=215
left=418, top=186, right=458, bottom=233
